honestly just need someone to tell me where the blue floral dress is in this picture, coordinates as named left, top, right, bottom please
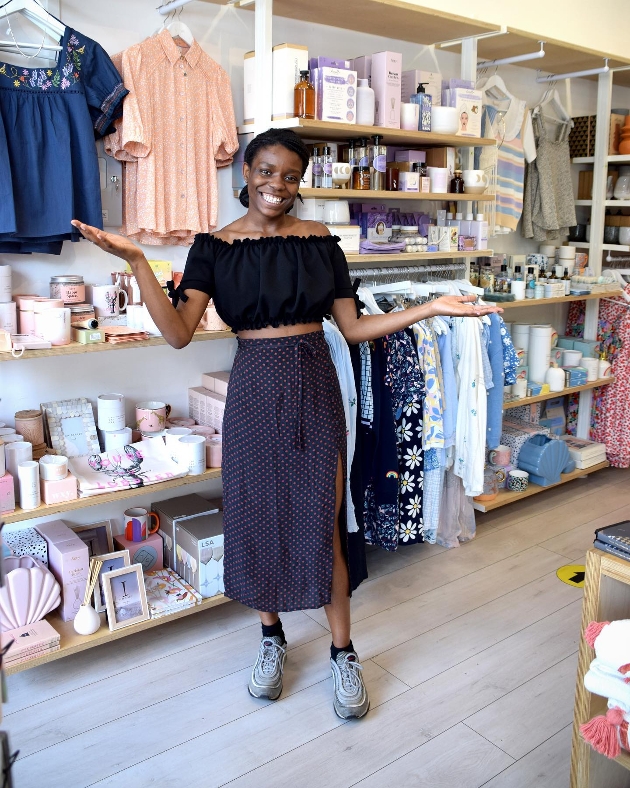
left=0, top=27, right=127, bottom=254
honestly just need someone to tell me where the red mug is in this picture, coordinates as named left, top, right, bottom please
left=124, top=507, right=160, bottom=542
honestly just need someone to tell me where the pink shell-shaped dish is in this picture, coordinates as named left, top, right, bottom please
left=0, top=558, right=61, bottom=631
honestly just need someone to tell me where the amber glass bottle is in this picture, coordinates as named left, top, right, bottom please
left=294, top=70, right=315, bottom=119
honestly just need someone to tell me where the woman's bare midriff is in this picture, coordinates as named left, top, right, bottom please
left=237, top=321, right=323, bottom=339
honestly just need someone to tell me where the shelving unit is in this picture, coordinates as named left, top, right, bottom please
left=472, top=461, right=610, bottom=513
left=573, top=155, right=630, bottom=165
left=300, top=188, right=494, bottom=202
left=503, top=377, right=614, bottom=409
left=2, top=468, right=222, bottom=525
left=5, top=593, right=229, bottom=675
left=569, top=241, right=630, bottom=252
left=0, top=328, right=233, bottom=363
left=346, top=251, right=493, bottom=266
left=500, top=293, right=619, bottom=309
left=574, top=200, right=630, bottom=207
left=570, top=548, right=630, bottom=787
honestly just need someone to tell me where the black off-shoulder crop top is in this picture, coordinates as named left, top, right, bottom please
left=170, top=234, right=355, bottom=332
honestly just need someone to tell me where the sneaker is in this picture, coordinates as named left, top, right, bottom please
left=330, top=650, right=370, bottom=719
left=248, top=635, right=287, bottom=701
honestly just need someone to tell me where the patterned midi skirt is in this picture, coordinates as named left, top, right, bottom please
left=222, top=330, right=347, bottom=612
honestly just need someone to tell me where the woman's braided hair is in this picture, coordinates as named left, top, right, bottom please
left=239, top=128, right=310, bottom=208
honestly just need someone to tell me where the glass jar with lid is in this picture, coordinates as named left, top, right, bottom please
left=50, top=275, right=85, bottom=304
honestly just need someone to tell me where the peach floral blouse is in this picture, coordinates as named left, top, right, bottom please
left=105, top=30, right=238, bottom=245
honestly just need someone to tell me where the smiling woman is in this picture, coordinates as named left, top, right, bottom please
left=71, top=127, right=500, bottom=722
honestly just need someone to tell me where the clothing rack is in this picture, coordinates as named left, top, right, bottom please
left=350, top=263, right=467, bottom=282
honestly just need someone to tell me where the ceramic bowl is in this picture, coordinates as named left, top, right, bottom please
left=508, top=469, right=529, bottom=492
left=430, top=106, right=458, bottom=135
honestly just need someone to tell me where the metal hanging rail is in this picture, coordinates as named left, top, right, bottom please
left=477, top=41, right=545, bottom=70
left=536, top=59, right=609, bottom=83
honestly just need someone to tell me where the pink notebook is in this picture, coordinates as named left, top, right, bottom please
left=2, top=619, right=60, bottom=658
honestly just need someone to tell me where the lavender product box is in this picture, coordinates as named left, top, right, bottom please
left=36, top=520, right=88, bottom=621
left=309, top=56, right=350, bottom=70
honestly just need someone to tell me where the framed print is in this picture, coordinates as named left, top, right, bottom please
left=41, top=398, right=99, bottom=457
left=102, top=564, right=149, bottom=631
left=72, top=520, right=114, bottom=557
left=93, top=550, right=130, bottom=613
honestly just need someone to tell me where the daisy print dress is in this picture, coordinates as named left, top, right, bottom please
left=384, top=330, right=426, bottom=546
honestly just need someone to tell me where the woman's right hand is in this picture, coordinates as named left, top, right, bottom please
left=71, top=221, right=144, bottom=265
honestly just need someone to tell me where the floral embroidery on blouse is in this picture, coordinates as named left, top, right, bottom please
left=0, top=33, right=84, bottom=91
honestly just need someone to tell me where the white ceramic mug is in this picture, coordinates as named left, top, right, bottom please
left=331, top=162, right=352, bottom=189
left=512, top=378, right=527, bottom=398
left=178, top=434, right=206, bottom=475
left=426, top=166, right=448, bottom=194
left=400, top=102, right=420, bottom=131
left=97, top=393, right=126, bottom=431
left=136, top=401, right=171, bottom=433
left=323, top=200, right=350, bottom=224
left=90, top=285, right=128, bottom=317
left=488, top=445, right=511, bottom=466
left=164, top=427, right=193, bottom=463
left=462, top=169, right=490, bottom=194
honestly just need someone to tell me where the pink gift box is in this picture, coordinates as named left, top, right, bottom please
left=40, top=473, right=78, bottom=505
left=36, top=520, right=88, bottom=621
left=0, top=472, right=15, bottom=513
left=114, top=531, right=164, bottom=572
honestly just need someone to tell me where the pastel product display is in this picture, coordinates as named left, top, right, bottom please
left=135, top=401, right=171, bottom=433
left=5, top=440, right=32, bottom=495
left=0, top=264, right=11, bottom=303
left=89, top=284, right=128, bottom=317
left=49, top=275, right=85, bottom=304
left=18, top=460, right=40, bottom=510
left=39, top=454, right=68, bottom=481
left=114, top=531, right=164, bottom=572
left=207, top=438, right=222, bottom=468
left=426, top=166, right=448, bottom=193
left=34, top=307, right=71, bottom=346
left=528, top=324, right=553, bottom=384
left=124, top=507, right=160, bottom=542
left=0, top=301, right=17, bottom=334
left=103, top=426, right=133, bottom=452
left=166, top=417, right=196, bottom=429
left=511, top=323, right=531, bottom=352
left=562, top=349, right=583, bottom=367
left=507, top=469, right=529, bottom=492
left=0, top=556, right=60, bottom=632
left=581, top=357, right=600, bottom=382
left=35, top=520, right=89, bottom=622
left=40, top=474, right=78, bottom=505
left=488, top=444, right=511, bottom=467
left=510, top=280, right=526, bottom=300
left=517, top=434, right=575, bottom=487
left=164, top=427, right=193, bottom=463
left=3, top=526, right=47, bottom=565
left=97, top=393, right=126, bottom=431
left=14, top=409, right=44, bottom=445
left=0, top=472, right=15, bottom=513
left=178, top=435, right=206, bottom=475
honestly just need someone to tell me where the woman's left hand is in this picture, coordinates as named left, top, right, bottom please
left=428, top=294, right=503, bottom=318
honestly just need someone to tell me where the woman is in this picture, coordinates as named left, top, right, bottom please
left=73, top=128, right=500, bottom=720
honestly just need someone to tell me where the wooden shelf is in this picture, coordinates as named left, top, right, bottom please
left=472, top=461, right=610, bottom=513
left=575, top=154, right=630, bottom=165
left=500, top=293, right=619, bottom=309
left=346, top=250, right=493, bottom=265
left=238, top=119, right=497, bottom=149
left=0, top=329, right=233, bottom=363
left=299, top=187, right=494, bottom=201
left=2, top=468, right=222, bottom=525
left=568, top=242, right=630, bottom=252
left=574, top=200, right=629, bottom=207
left=503, top=377, right=614, bottom=409
left=5, top=594, right=230, bottom=675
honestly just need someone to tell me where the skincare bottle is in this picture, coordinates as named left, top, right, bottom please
left=294, top=70, right=315, bottom=119
left=321, top=146, right=333, bottom=189
left=460, top=212, right=474, bottom=235
left=480, top=261, right=495, bottom=294
left=356, top=137, right=369, bottom=167
left=312, top=147, right=322, bottom=188
left=563, top=268, right=571, bottom=295
left=356, top=79, right=375, bottom=126
left=546, top=363, right=565, bottom=393
left=369, top=135, right=386, bottom=191
left=525, top=266, right=536, bottom=299
left=409, top=82, right=431, bottom=131
left=471, top=213, right=488, bottom=250
left=513, top=265, right=523, bottom=282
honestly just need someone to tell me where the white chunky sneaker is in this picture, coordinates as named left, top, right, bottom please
left=330, top=650, right=370, bottom=719
left=248, top=635, right=287, bottom=701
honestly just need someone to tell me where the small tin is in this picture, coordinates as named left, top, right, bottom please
left=50, top=275, right=85, bottom=304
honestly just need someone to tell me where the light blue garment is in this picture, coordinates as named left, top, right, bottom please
left=437, top=327, right=458, bottom=451
left=486, top=313, right=505, bottom=449
left=501, top=316, right=519, bottom=385
left=323, top=320, right=359, bottom=533
left=481, top=323, right=494, bottom=391
left=423, top=465, right=445, bottom=543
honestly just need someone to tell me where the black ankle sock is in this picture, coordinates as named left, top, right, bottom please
left=261, top=619, right=285, bottom=643
left=331, top=640, right=354, bottom=661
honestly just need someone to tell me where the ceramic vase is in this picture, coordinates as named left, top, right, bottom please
left=73, top=603, right=101, bottom=635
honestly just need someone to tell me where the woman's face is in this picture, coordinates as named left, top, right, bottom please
left=243, top=145, right=303, bottom=218
left=460, top=112, right=469, bottom=130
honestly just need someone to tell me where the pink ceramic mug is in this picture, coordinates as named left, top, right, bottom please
left=488, top=444, right=511, bottom=467
left=135, top=401, right=171, bottom=433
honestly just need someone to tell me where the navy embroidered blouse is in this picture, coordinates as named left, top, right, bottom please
left=0, top=27, right=127, bottom=254
left=173, top=234, right=355, bottom=332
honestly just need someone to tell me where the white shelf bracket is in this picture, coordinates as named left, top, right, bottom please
left=253, top=0, right=273, bottom=133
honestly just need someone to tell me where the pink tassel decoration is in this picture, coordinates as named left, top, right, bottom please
left=581, top=707, right=626, bottom=759
left=584, top=620, right=610, bottom=648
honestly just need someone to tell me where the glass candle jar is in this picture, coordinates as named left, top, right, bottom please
left=50, top=275, right=85, bottom=304
left=352, top=166, right=371, bottom=190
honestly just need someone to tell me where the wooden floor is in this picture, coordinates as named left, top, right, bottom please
left=6, top=466, right=630, bottom=788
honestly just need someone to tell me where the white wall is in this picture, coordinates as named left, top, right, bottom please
left=2, top=0, right=630, bottom=532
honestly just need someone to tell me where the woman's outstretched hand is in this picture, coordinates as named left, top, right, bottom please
left=71, top=220, right=143, bottom=264
left=428, top=294, right=503, bottom=318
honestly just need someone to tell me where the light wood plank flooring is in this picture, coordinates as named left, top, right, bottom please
left=6, top=466, right=630, bottom=788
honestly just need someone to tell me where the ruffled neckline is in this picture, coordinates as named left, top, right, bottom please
left=206, top=234, right=341, bottom=248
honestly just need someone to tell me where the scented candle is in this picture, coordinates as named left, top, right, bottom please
left=50, top=276, right=85, bottom=304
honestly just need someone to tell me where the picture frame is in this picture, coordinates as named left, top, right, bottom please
left=102, top=564, right=149, bottom=631
left=93, top=550, right=130, bottom=613
left=72, top=520, right=114, bottom=557
left=40, top=398, right=99, bottom=457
